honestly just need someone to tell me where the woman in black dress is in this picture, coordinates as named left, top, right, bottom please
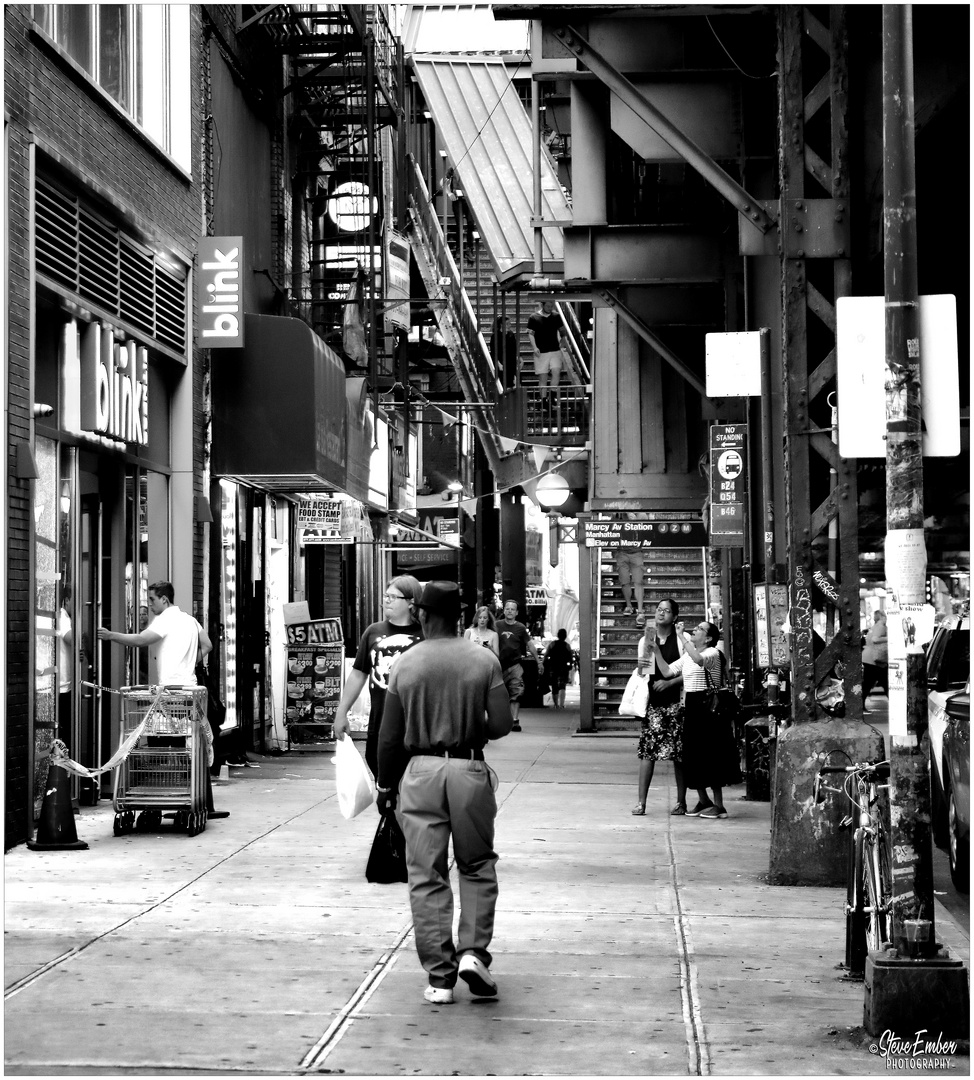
left=654, top=620, right=728, bottom=819
left=631, top=599, right=686, bottom=816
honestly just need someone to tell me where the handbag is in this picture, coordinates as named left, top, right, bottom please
left=618, top=669, right=650, bottom=717
left=365, top=811, right=409, bottom=884
left=334, top=735, right=375, bottom=819
left=704, top=666, right=743, bottom=785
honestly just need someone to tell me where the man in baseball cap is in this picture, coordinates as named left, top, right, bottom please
left=377, top=581, right=513, bottom=1005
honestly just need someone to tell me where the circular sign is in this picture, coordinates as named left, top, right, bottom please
left=327, top=181, right=377, bottom=233
left=717, top=449, right=743, bottom=480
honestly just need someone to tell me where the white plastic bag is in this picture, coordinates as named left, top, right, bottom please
left=334, top=736, right=375, bottom=819
left=618, top=669, right=649, bottom=718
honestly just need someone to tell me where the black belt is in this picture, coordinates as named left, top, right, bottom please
left=411, top=747, right=484, bottom=761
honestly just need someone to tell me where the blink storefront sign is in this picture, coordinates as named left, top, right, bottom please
left=197, top=236, right=244, bottom=347
left=80, top=322, right=149, bottom=446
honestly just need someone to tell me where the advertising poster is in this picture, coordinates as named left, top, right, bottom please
left=297, top=497, right=351, bottom=544
left=284, top=619, right=344, bottom=745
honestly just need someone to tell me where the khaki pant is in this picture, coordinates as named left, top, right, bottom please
left=399, top=755, right=499, bottom=988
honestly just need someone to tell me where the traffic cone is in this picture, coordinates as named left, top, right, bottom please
left=27, top=761, right=88, bottom=851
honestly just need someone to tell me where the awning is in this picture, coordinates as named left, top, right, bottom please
left=411, top=55, right=568, bottom=283
left=212, top=314, right=346, bottom=492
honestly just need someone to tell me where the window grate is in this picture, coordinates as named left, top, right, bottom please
left=35, top=174, right=188, bottom=354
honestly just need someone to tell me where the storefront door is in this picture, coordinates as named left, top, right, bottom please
left=77, top=493, right=103, bottom=804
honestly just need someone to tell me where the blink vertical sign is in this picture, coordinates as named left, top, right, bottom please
left=197, top=237, right=243, bottom=347
left=710, top=424, right=747, bottom=547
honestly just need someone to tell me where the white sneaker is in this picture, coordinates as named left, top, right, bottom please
left=423, top=985, right=455, bottom=1004
left=458, top=953, right=498, bottom=997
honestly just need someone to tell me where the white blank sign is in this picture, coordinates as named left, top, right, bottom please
left=836, top=294, right=960, bottom=458
left=705, top=331, right=763, bottom=397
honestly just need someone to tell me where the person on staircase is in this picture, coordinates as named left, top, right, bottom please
left=527, top=300, right=568, bottom=413
left=490, top=315, right=519, bottom=391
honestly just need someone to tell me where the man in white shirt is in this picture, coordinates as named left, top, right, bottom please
left=98, top=581, right=211, bottom=685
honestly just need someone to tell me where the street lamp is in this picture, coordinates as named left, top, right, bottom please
left=536, top=472, right=570, bottom=567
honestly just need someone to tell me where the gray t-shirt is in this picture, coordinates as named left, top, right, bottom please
left=385, top=637, right=504, bottom=751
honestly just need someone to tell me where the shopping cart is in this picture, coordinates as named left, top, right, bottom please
left=113, top=685, right=209, bottom=836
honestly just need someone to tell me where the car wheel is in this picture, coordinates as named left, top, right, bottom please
left=948, top=787, right=969, bottom=894
left=930, top=752, right=949, bottom=848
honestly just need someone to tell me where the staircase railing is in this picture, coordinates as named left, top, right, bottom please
left=405, top=156, right=506, bottom=467
left=496, top=385, right=590, bottom=445
left=557, top=302, right=591, bottom=385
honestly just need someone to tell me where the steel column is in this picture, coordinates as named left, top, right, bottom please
left=770, top=6, right=883, bottom=887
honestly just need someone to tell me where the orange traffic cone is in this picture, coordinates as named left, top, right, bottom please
left=27, top=760, right=88, bottom=851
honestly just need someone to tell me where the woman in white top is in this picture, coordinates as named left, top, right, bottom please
left=653, top=620, right=728, bottom=819
left=464, top=606, right=500, bottom=659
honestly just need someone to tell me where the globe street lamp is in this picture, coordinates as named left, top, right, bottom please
left=536, top=472, right=570, bottom=567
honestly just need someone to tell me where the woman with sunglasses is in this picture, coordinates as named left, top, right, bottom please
left=651, top=620, right=728, bottom=819
left=333, top=575, right=424, bottom=778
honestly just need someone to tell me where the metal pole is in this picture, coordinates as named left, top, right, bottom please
left=531, top=76, right=543, bottom=274
left=882, top=4, right=935, bottom=956
left=365, top=33, right=379, bottom=430
left=759, top=327, right=776, bottom=586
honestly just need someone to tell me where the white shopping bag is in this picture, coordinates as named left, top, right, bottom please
left=334, top=735, right=375, bottom=819
left=618, top=669, right=649, bottom=718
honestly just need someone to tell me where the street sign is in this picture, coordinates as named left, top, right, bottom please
left=580, top=513, right=706, bottom=548
left=709, top=424, right=747, bottom=547
left=705, top=331, right=763, bottom=397
left=835, top=294, right=960, bottom=457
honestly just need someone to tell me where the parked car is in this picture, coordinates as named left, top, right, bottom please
left=926, top=613, right=969, bottom=850
left=941, top=683, right=969, bottom=891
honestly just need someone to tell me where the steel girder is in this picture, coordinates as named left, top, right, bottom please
left=778, top=6, right=862, bottom=721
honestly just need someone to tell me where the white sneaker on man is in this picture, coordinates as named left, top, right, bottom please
left=423, top=985, right=455, bottom=1004
left=458, top=953, right=498, bottom=997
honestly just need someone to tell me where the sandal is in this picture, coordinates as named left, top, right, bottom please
left=631, top=804, right=646, bottom=816
left=670, top=802, right=687, bottom=816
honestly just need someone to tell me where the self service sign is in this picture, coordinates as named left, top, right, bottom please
left=710, top=424, right=747, bottom=547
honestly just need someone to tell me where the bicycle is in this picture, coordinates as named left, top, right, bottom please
left=814, top=759, right=892, bottom=976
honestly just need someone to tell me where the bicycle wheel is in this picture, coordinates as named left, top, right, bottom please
left=863, top=829, right=890, bottom=952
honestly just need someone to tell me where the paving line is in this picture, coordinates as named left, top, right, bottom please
left=3, top=798, right=335, bottom=1003
left=299, top=763, right=529, bottom=1071
left=298, top=921, right=414, bottom=1071
left=667, top=825, right=711, bottom=1076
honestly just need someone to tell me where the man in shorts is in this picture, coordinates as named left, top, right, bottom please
left=615, top=544, right=645, bottom=620
left=496, top=600, right=542, bottom=732
left=527, top=300, right=569, bottom=396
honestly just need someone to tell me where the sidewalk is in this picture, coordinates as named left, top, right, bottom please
left=5, top=703, right=969, bottom=1076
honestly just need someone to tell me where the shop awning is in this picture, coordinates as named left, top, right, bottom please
left=212, top=314, right=346, bottom=492
left=411, top=55, right=567, bottom=283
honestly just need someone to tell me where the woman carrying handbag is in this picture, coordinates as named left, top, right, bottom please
left=631, top=599, right=686, bottom=816
left=652, top=621, right=728, bottom=820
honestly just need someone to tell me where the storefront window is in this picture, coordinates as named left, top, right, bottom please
left=124, top=471, right=149, bottom=686
left=32, top=438, right=60, bottom=816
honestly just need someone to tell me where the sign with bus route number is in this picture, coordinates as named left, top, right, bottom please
left=284, top=619, right=344, bottom=737
left=580, top=516, right=707, bottom=547
left=710, top=424, right=747, bottom=546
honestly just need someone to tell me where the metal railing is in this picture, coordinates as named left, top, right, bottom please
left=406, top=156, right=503, bottom=410
left=496, top=386, right=590, bottom=445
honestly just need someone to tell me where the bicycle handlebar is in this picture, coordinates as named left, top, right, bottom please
left=817, top=761, right=890, bottom=780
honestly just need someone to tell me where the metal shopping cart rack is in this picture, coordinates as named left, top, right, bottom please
left=113, top=685, right=209, bottom=836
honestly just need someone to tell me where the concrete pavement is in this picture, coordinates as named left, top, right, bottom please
left=5, top=701, right=970, bottom=1076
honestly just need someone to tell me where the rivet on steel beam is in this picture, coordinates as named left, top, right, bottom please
left=796, top=201, right=803, bottom=210
left=838, top=249, right=845, bottom=256
left=795, top=224, right=803, bottom=232
left=797, top=249, right=804, bottom=257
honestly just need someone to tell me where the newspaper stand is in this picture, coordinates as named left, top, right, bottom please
left=113, top=685, right=209, bottom=836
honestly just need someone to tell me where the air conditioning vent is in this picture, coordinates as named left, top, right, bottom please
left=35, top=174, right=188, bottom=355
